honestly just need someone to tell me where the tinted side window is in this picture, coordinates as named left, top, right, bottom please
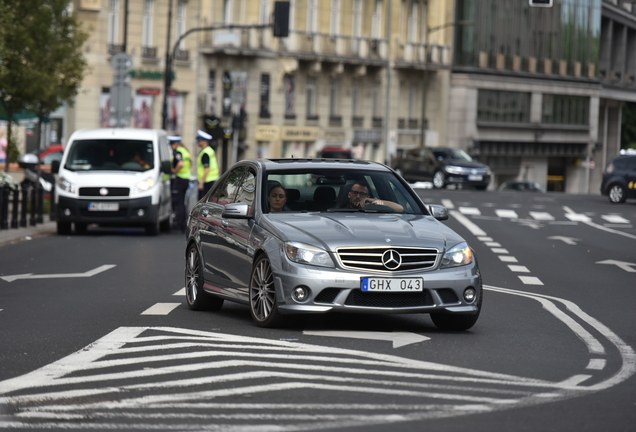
left=613, top=158, right=628, bottom=170
left=210, top=166, right=247, bottom=205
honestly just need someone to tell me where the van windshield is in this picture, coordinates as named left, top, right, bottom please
left=64, top=139, right=154, bottom=172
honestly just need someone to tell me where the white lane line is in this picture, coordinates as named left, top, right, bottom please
left=485, top=242, right=501, bottom=247
left=174, top=288, right=185, bottom=296
left=449, top=210, right=487, bottom=236
left=601, top=215, right=629, bottom=224
left=499, top=256, right=518, bottom=263
left=441, top=199, right=454, bottom=209
left=495, top=209, right=519, bottom=219
left=141, top=303, right=181, bottom=315
left=564, top=206, right=636, bottom=240
left=565, top=213, right=591, bottom=222
left=458, top=207, right=481, bottom=216
left=508, top=265, right=530, bottom=273
left=478, top=236, right=493, bottom=242
left=491, top=248, right=509, bottom=254
left=586, top=359, right=606, bottom=370
left=518, top=276, right=544, bottom=285
left=558, top=375, right=593, bottom=386
left=529, top=212, right=555, bottom=221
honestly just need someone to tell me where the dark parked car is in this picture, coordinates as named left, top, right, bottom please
left=317, top=147, right=354, bottom=159
left=392, top=147, right=491, bottom=189
left=185, top=159, right=482, bottom=330
left=601, top=150, right=636, bottom=203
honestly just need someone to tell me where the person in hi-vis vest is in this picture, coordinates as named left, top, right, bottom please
left=196, top=130, right=219, bottom=200
left=169, top=135, right=191, bottom=233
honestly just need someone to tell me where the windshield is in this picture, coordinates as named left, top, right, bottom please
left=264, top=168, right=425, bottom=215
left=64, top=139, right=154, bottom=172
left=433, top=148, right=473, bottom=162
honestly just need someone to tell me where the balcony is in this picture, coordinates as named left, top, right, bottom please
left=328, top=116, right=343, bottom=127
left=142, top=46, right=157, bottom=59
left=174, top=49, right=189, bottom=62
left=372, top=117, right=383, bottom=128
left=352, top=116, right=364, bottom=127
left=394, top=41, right=451, bottom=69
left=107, top=44, right=124, bottom=55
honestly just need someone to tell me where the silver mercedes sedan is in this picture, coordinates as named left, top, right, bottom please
left=184, top=158, right=482, bottom=330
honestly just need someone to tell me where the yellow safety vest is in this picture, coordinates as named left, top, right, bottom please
left=175, top=146, right=191, bottom=180
left=197, top=146, right=219, bottom=183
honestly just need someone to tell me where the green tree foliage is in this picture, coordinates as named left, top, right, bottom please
left=0, top=0, right=88, bottom=166
left=621, top=102, right=636, bottom=150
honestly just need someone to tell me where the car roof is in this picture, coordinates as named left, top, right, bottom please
left=253, top=158, right=389, bottom=172
left=68, top=128, right=167, bottom=141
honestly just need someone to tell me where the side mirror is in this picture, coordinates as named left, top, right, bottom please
left=161, top=160, right=172, bottom=174
left=222, top=202, right=251, bottom=219
left=429, top=204, right=448, bottom=221
left=51, top=160, right=60, bottom=174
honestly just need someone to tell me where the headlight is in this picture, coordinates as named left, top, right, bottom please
left=135, top=177, right=155, bottom=192
left=441, top=242, right=474, bottom=268
left=58, top=176, right=76, bottom=194
left=285, top=242, right=334, bottom=268
left=444, top=165, right=466, bottom=175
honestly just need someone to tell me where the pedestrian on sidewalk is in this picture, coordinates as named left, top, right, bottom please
left=196, top=130, right=219, bottom=200
left=169, top=135, right=191, bottom=233
left=0, top=129, right=8, bottom=171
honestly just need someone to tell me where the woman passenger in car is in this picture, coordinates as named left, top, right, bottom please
left=268, top=184, right=288, bottom=212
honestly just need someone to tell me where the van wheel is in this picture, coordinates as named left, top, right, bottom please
left=75, top=223, right=88, bottom=234
left=57, top=221, right=71, bottom=235
left=608, top=184, right=627, bottom=203
left=146, top=218, right=160, bottom=235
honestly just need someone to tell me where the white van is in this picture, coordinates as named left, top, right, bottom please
left=53, top=128, right=173, bottom=235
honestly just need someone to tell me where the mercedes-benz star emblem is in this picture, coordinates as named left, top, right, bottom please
left=381, top=249, right=402, bottom=270
left=99, top=188, right=109, bottom=196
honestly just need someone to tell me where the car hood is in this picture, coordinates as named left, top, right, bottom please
left=262, top=213, right=463, bottom=252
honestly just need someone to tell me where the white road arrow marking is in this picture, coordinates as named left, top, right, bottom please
left=596, top=260, right=636, bottom=273
left=548, top=236, right=580, bottom=245
left=303, top=330, right=430, bottom=348
left=0, top=264, right=116, bottom=282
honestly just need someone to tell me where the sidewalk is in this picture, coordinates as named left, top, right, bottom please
left=0, top=216, right=57, bottom=246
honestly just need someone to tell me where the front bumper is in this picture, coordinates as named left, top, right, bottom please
left=275, top=262, right=481, bottom=315
left=57, top=196, right=158, bottom=225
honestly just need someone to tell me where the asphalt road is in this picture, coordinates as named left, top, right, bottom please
left=0, top=189, right=634, bottom=431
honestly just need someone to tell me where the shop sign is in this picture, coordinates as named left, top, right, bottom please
left=255, top=125, right=280, bottom=141
left=129, top=69, right=174, bottom=80
left=281, top=126, right=319, bottom=141
left=353, top=129, right=382, bottom=143
left=138, top=87, right=161, bottom=96
left=323, top=129, right=347, bottom=142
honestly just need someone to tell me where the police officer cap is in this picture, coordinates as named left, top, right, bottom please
left=197, top=130, right=212, bottom=141
left=168, top=135, right=182, bottom=144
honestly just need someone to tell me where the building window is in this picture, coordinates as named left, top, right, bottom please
left=142, top=0, right=154, bottom=48
left=372, top=0, right=383, bottom=38
left=408, top=1, right=418, bottom=42
left=307, top=0, right=318, bottom=34
left=330, top=0, right=341, bottom=36
left=329, top=79, right=339, bottom=116
left=353, top=0, right=363, bottom=38
left=372, top=82, right=381, bottom=117
left=408, top=84, right=416, bottom=118
left=477, top=90, right=531, bottom=123
left=542, top=94, right=589, bottom=125
left=259, top=0, right=269, bottom=24
left=176, top=1, right=186, bottom=50
left=352, top=81, right=361, bottom=117
left=107, top=0, right=120, bottom=46
left=306, top=77, right=316, bottom=118
left=224, top=0, right=233, bottom=24
left=284, top=74, right=295, bottom=117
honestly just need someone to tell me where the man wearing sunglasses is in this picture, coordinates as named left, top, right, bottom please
left=346, top=181, right=403, bottom=212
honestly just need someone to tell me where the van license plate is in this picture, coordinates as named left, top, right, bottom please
left=88, top=202, right=119, bottom=211
left=468, top=175, right=483, bottom=181
left=361, top=277, right=423, bottom=292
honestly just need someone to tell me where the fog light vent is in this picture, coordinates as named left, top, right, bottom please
left=137, top=209, right=145, bottom=216
left=463, top=288, right=476, bottom=303
left=292, top=286, right=309, bottom=303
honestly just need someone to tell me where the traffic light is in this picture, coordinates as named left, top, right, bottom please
left=273, top=1, right=290, bottom=37
left=529, top=0, right=553, bottom=7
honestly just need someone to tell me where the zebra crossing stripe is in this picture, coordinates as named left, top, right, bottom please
left=142, top=303, right=181, bottom=315
left=495, top=209, right=519, bottom=219
left=601, top=215, right=629, bottom=224
left=459, top=207, right=481, bottom=216
left=529, top=212, right=555, bottom=221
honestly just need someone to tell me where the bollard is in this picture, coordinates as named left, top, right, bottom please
left=49, top=183, right=57, bottom=221
left=36, top=185, right=44, bottom=224
left=20, top=183, right=28, bottom=227
left=0, top=186, right=8, bottom=230
left=11, top=186, right=19, bottom=228
left=30, top=183, right=37, bottom=226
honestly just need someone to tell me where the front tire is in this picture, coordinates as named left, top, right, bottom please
left=608, top=184, right=627, bottom=203
left=433, top=171, right=446, bottom=189
left=146, top=217, right=160, bottom=236
left=185, top=244, right=223, bottom=311
left=57, top=221, right=71, bottom=235
left=249, top=255, right=284, bottom=328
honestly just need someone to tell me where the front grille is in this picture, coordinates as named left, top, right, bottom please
left=345, top=290, right=434, bottom=308
left=336, top=246, right=438, bottom=273
left=79, top=187, right=129, bottom=197
left=436, top=288, right=460, bottom=304
left=314, top=288, right=341, bottom=304
left=79, top=209, right=127, bottom=218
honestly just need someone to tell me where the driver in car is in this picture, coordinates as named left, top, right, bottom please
left=346, top=181, right=403, bottom=212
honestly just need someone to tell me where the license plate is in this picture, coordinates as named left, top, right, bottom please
left=468, top=175, right=483, bottom=181
left=361, top=277, right=423, bottom=292
left=88, top=202, right=119, bottom=211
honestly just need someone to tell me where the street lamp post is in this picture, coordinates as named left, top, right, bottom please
left=161, top=0, right=173, bottom=131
